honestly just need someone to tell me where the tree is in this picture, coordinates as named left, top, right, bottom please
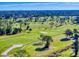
left=39, top=32, right=53, bottom=49
left=65, top=29, right=73, bottom=37
left=17, top=20, right=23, bottom=32
left=49, top=21, right=54, bottom=28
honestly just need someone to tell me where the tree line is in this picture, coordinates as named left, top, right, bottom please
left=0, top=15, right=79, bottom=35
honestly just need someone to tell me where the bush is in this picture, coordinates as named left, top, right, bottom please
left=26, top=25, right=30, bottom=30
left=65, top=29, right=73, bottom=36
left=28, top=28, right=32, bottom=31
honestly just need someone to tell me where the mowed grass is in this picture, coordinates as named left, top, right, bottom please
left=8, top=34, right=73, bottom=57
left=21, top=36, right=73, bottom=57
left=0, top=22, right=79, bottom=56
left=0, top=29, right=40, bottom=54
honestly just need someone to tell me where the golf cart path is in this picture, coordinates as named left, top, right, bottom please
left=1, top=44, right=24, bottom=56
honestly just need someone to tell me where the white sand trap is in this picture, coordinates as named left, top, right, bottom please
left=1, top=44, right=24, bottom=56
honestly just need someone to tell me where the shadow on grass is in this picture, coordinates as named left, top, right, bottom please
left=35, top=47, right=48, bottom=51
left=60, top=38, right=70, bottom=41
left=33, top=42, right=43, bottom=46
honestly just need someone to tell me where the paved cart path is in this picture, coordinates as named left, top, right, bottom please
left=1, top=44, right=24, bottom=56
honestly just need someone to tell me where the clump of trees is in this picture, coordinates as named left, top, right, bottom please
left=0, top=15, right=78, bottom=36
left=0, top=17, right=23, bottom=35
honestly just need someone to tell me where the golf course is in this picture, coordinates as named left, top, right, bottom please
left=0, top=16, right=79, bottom=57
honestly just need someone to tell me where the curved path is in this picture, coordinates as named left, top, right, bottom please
left=1, top=44, right=24, bottom=56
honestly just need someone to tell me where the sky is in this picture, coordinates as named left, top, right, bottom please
left=0, top=2, right=79, bottom=10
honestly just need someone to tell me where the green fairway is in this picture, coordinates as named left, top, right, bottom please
left=0, top=22, right=79, bottom=57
